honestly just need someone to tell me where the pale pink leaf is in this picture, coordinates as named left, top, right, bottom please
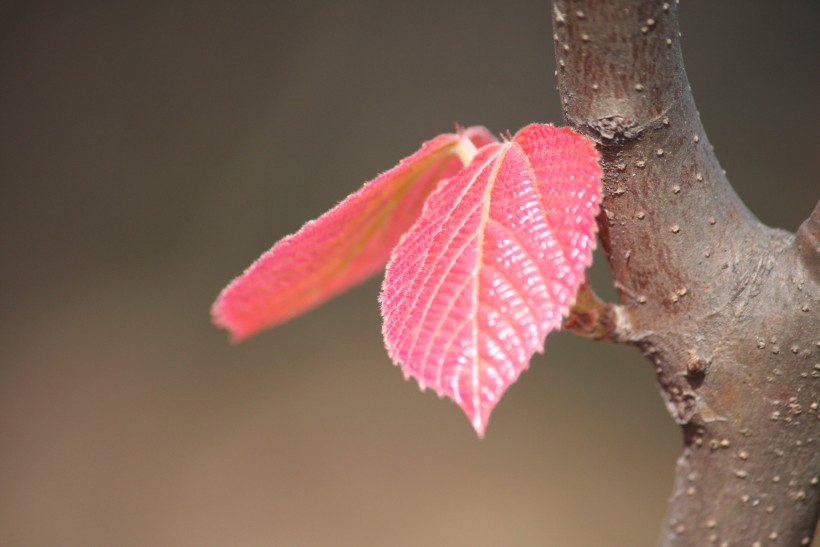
left=380, top=124, right=602, bottom=436
left=213, top=126, right=496, bottom=341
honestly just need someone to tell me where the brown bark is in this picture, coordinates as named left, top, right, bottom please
left=554, top=1, right=820, bottom=544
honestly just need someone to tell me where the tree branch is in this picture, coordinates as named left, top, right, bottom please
left=552, top=1, right=819, bottom=544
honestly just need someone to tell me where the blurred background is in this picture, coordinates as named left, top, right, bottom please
left=1, top=1, right=817, bottom=546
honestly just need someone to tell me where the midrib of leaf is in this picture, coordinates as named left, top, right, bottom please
left=327, top=136, right=482, bottom=277
left=469, top=143, right=512, bottom=434
left=400, top=149, right=501, bottom=386
left=296, top=143, right=473, bottom=300
left=404, top=142, right=512, bottom=429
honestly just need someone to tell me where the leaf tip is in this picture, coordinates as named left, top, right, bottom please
left=460, top=398, right=496, bottom=438
left=471, top=413, right=488, bottom=438
left=211, top=296, right=250, bottom=343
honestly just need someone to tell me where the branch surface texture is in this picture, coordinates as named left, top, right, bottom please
left=552, top=1, right=820, bottom=544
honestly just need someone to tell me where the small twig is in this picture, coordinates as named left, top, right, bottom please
left=564, top=280, right=629, bottom=341
left=794, top=199, right=820, bottom=279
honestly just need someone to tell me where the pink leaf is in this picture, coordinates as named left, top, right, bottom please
left=381, top=124, right=602, bottom=436
left=213, top=126, right=496, bottom=341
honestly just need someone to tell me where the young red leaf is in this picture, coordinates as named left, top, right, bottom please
left=380, top=124, right=602, bottom=436
left=213, top=126, right=495, bottom=341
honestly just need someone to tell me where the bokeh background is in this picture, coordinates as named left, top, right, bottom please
left=1, top=1, right=818, bottom=546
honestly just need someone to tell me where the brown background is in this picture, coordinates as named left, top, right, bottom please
left=1, top=1, right=818, bottom=546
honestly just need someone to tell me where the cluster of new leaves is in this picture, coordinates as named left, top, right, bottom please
left=213, top=124, right=602, bottom=435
